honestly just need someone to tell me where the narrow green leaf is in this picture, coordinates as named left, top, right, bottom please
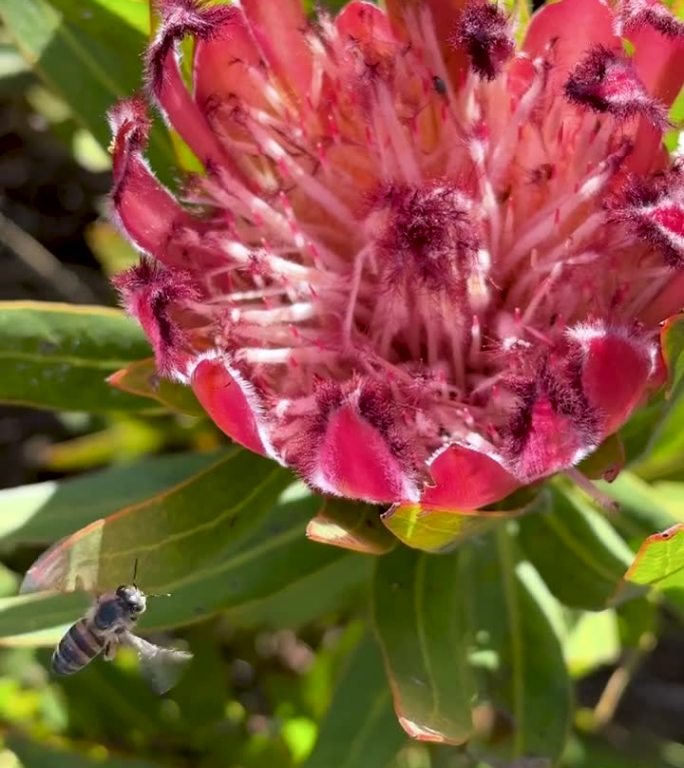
left=20, top=448, right=291, bottom=594
left=372, top=545, right=476, bottom=744
left=374, top=529, right=571, bottom=762
left=307, top=498, right=396, bottom=554
left=517, top=484, right=634, bottom=610
left=1, top=0, right=174, bottom=174
left=108, top=358, right=205, bottom=417
left=0, top=591, right=88, bottom=642
left=0, top=485, right=367, bottom=643
left=465, top=529, right=571, bottom=763
left=0, top=301, right=153, bottom=412
left=9, top=736, right=165, bottom=768
left=0, top=451, right=223, bottom=548
left=224, top=553, right=372, bottom=630
left=303, top=632, right=407, bottom=768
left=145, top=494, right=366, bottom=631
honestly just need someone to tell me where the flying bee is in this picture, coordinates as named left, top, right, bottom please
left=50, top=563, right=192, bottom=694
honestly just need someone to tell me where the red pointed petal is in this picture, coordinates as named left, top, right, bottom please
left=572, top=327, right=655, bottom=436
left=193, top=9, right=264, bottom=110
left=336, top=1, right=396, bottom=43
left=147, top=3, right=245, bottom=178
left=240, top=0, right=313, bottom=100
left=632, top=23, right=684, bottom=109
left=108, top=99, right=184, bottom=262
left=311, top=404, right=418, bottom=504
left=523, top=0, right=618, bottom=72
left=190, top=357, right=270, bottom=456
left=384, top=0, right=469, bottom=89
left=420, top=443, right=520, bottom=511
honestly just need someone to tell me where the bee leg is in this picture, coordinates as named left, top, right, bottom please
left=103, top=640, right=118, bottom=661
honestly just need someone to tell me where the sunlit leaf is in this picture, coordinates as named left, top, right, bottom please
left=563, top=611, right=620, bottom=678
left=20, top=449, right=290, bottom=594
left=108, top=358, right=205, bottom=417
left=601, top=472, right=676, bottom=545
left=0, top=302, right=152, bottom=412
left=0, top=451, right=222, bottom=548
left=518, top=484, right=634, bottom=610
left=383, top=504, right=521, bottom=553
left=623, top=523, right=684, bottom=601
left=0, top=485, right=371, bottom=644
left=306, top=498, right=396, bottom=554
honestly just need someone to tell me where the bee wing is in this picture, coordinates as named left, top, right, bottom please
left=120, top=632, right=193, bottom=695
left=20, top=528, right=105, bottom=595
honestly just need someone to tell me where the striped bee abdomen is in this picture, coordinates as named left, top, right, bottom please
left=51, top=618, right=105, bottom=676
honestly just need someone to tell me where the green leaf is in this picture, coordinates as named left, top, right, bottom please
left=306, top=498, right=396, bottom=554
left=46, top=0, right=149, bottom=37
left=0, top=591, right=89, bottom=646
left=108, top=358, right=205, bottom=417
left=224, top=553, right=372, bottom=630
left=628, top=315, right=684, bottom=479
left=623, top=523, right=684, bottom=599
left=616, top=596, right=658, bottom=651
left=467, top=531, right=570, bottom=763
left=382, top=504, right=515, bottom=553
left=563, top=611, right=620, bottom=678
left=0, top=451, right=223, bottom=548
left=373, top=528, right=571, bottom=762
left=383, top=488, right=540, bottom=553
left=600, top=472, right=676, bottom=545
left=0, top=301, right=153, bottom=412
left=372, top=543, right=476, bottom=744
left=0, top=485, right=370, bottom=644
left=20, top=448, right=290, bottom=594
left=517, top=484, right=634, bottom=610
left=9, top=736, right=165, bottom=768
left=0, top=0, right=174, bottom=176
left=303, top=632, right=407, bottom=768
left=660, top=313, right=684, bottom=397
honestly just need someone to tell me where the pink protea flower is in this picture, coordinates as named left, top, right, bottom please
left=110, top=0, right=684, bottom=522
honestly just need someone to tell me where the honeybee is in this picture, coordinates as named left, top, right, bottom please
left=51, top=581, right=192, bottom=694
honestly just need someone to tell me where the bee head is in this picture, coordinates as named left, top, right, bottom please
left=115, top=584, right=147, bottom=614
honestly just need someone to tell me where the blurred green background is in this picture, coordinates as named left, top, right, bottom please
left=0, top=1, right=684, bottom=767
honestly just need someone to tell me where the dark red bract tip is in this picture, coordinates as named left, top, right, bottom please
left=107, top=96, right=151, bottom=148
left=608, top=164, right=684, bottom=267
left=146, top=0, right=237, bottom=94
left=107, top=96, right=153, bottom=197
left=503, top=344, right=600, bottom=479
left=113, top=259, right=201, bottom=375
left=620, top=0, right=684, bottom=38
left=453, top=1, right=514, bottom=81
left=564, top=45, right=668, bottom=128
